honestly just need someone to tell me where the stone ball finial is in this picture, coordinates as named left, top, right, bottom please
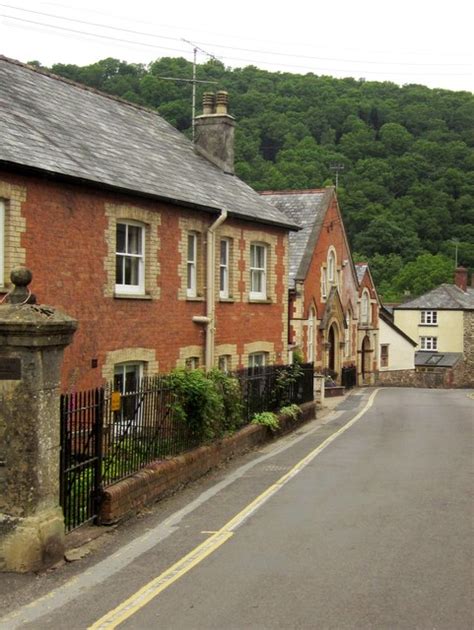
left=11, top=267, right=33, bottom=288
left=7, top=267, right=36, bottom=304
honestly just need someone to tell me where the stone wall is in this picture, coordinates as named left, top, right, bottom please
left=451, top=311, right=474, bottom=388
left=376, top=368, right=451, bottom=388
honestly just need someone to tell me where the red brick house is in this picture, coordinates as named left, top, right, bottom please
left=0, top=57, right=298, bottom=391
left=262, top=189, right=380, bottom=385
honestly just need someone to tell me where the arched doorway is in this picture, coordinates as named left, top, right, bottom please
left=361, top=335, right=371, bottom=380
left=328, top=323, right=337, bottom=374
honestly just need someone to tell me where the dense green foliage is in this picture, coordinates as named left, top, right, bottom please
left=251, top=411, right=279, bottom=432
left=37, top=57, right=474, bottom=300
left=165, top=368, right=243, bottom=441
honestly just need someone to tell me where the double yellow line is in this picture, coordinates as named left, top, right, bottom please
left=90, top=389, right=379, bottom=629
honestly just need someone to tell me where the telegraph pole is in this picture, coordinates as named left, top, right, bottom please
left=450, top=238, right=460, bottom=268
left=330, top=163, right=345, bottom=189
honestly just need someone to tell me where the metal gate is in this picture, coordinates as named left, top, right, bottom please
left=59, top=378, right=186, bottom=531
left=59, top=388, right=104, bottom=531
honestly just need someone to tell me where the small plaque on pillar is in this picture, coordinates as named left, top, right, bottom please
left=0, top=358, right=22, bottom=380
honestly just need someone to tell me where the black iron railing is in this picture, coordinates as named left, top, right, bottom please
left=59, top=363, right=314, bottom=530
left=236, top=362, right=314, bottom=421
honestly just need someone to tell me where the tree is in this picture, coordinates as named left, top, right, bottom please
left=392, top=254, right=453, bottom=298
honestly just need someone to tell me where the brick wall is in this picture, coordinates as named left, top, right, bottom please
left=0, top=171, right=289, bottom=390
left=99, top=401, right=316, bottom=525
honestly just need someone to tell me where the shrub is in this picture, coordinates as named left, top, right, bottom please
left=165, top=369, right=224, bottom=441
left=251, top=411, right=279, bottom=432
left=279, top=403, right=301, bottom=421
left=292, top=346, right=304, bottom=364
left=273, top=363, right=304, bottom=408
left=207, top=369, right=243, bottom=434
left=165, top=368, right=245, bottom=442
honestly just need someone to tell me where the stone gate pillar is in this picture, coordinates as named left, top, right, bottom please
left=0, top=269, right=77, bottom=572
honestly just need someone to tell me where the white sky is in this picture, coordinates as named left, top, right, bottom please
left=1, top=0, right=473, bottom=92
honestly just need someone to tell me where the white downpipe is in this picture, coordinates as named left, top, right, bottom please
left=205, top=208, right=227, bottom=371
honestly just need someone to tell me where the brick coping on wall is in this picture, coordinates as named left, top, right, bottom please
left=99, top=402, right=316, bottom=525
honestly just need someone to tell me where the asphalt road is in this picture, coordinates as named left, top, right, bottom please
left=1, top=388, right=473, bottom=629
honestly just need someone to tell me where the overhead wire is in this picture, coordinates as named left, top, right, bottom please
left=0, top=4, right=471, bottom=78
left=0, top=2, right=469, bottom=68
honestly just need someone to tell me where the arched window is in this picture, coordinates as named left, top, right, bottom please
left=360, top=290, right=371, bottom=325
left=345, top=311, right=352, bottom=356
left=327, top=248, right=336, bottom=285
left=307, top=307, right=316, bottom=363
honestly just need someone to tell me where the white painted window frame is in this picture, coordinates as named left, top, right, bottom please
left=248, top=351, right=268, bottom=369
left=218, top=354, right=231, bottom=372
left=421, top=310, right=438, bottom=325
left=250, top=242, right=267, bottom=300
left=187, top=232, right=198, bottom=298
left=420, top=336, right=438, bottom=351
left=113, top=361, right=145, bottom=434
left=115, top=220, right=145, bottom=295
left=185, top=356, right=199, bottom=370
left=219, top=238, right=230, bottom=299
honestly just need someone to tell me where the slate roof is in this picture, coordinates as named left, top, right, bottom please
left=395, top=284, right=474, bottom=311
left=0, top=56, right=297, bottom=230
left=261, top=189, right=332, bottom=286
left=415, top=351, right=462, bottom=368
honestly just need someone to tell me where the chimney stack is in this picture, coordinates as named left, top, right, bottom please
left=194, top=91, right=235, bottom=175
left=454, top=266, right=468, bottom=292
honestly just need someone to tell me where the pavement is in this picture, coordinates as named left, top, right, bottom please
left=0, top=386, right=363, bottom=624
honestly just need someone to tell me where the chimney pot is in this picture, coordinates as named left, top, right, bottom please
left=215, top=90, right=229, bottom=115
left=454, top=266, right=468, bottom=292
left=202, top=92, right=215, bottom=115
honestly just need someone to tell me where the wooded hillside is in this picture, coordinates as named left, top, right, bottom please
left=36, top=57, right=474, bottom=300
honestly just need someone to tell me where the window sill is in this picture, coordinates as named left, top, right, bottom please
left=219, top=297, right=234, bottom=303
left=249, top=298, right=272, bottom=304
left=418, top=324, right=438, bottom=327
left=114, top=292, right=152, bottom=300
left=186, top=296, right=205, bottom=302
